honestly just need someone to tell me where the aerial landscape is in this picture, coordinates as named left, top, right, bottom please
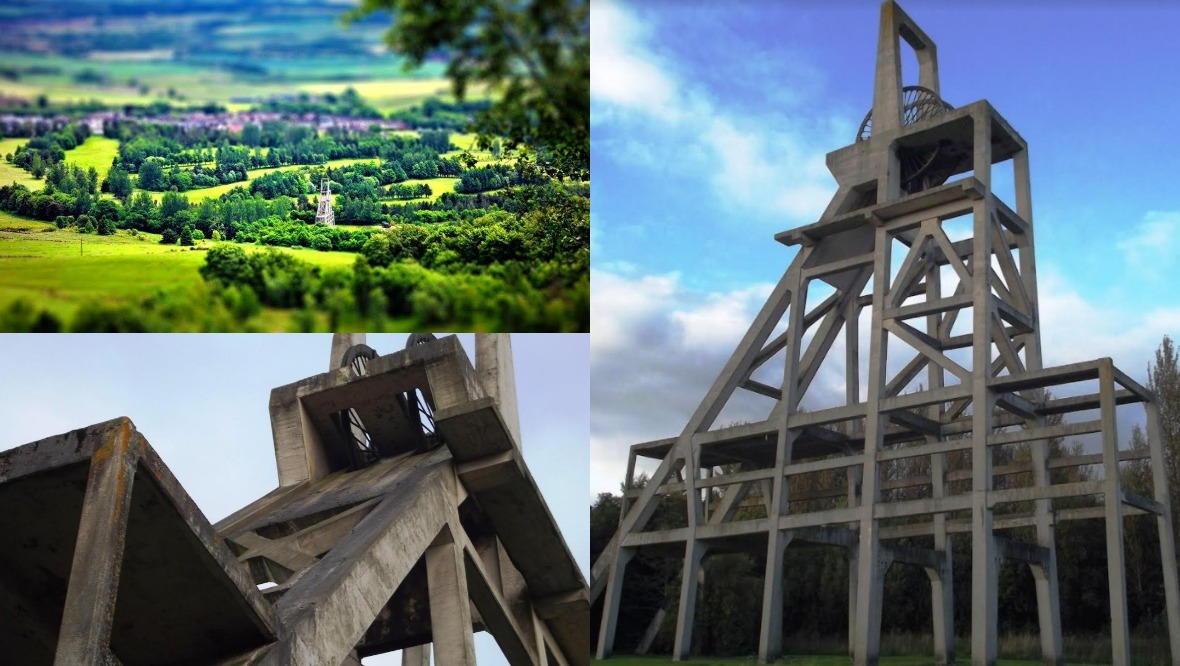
left=0, top=0, right=589, bottom=331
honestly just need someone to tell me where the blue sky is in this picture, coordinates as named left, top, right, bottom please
left=0, top=333, right=588, bottom=666
left=590, top=1, right=1180, bottom=496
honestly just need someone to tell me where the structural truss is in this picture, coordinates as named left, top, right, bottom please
left=0, top=335, right=588, bottom=665
left=592, top=3, right=1180, bottom=665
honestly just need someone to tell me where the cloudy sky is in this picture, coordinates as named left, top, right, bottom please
left=0, top=333, right=587, bottom=666
left=590, top=0, right=1180, bottom=498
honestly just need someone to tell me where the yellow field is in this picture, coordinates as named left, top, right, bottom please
left=3, top=75, right=480, bottom=114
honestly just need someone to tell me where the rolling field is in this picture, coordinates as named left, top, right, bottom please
left=0, top=138, right=39, bottom=189
left=64, top=136, right=120, bottom=181
left=0, top=136, right=119, bottom=190
left=592, top=658, right=1104, bottom=666
left=140, top=159, right=460, bottom=203
left=0, top=210, right=362, bottom=327
left=1, top=56, right=465, bottom=114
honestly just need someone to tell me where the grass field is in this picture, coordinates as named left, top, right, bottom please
left=3, top=62, right=467, bottom=114
left=139, top=159, right=460, bottom=203
left=0, top=210, right=362, bottom=328
left=137, top=157, right=371, bottom=202
left=0, top=138, right=39, bottom=189
left=65, top=136, right=120, bottom=179
left=0, top=135, right=119, bottom=190
left=591, top=658, right=1104, bottom=666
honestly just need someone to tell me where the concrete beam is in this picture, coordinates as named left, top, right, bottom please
left=427, top=527, right=477, bottom=666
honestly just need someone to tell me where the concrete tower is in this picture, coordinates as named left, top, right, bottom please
left=315, top=177, right=335, bottom=226
left=0, top=334, right=589, bottom=665
left=592, top=3, right=1180, bottom=666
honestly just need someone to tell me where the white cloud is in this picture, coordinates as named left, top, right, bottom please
left=1038, top=268, right=1180, bottom=375
left=590, top=0, right=844, bottom=224
left=1116, top=210, right=1180, bottom=281
left=589, top=0, right=678, bottom=121
left=590, top=266, right=777, bottom=497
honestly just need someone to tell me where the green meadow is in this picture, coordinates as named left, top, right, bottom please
left=0, top=136, right=119, bottom=190
left=0, top=210, right=362, bottom=328
left=591, top=658, right=1105, bottom=666
left=0, top=138, right=39, bottom=190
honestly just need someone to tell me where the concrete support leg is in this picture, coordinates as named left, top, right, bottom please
left=402, top=645, right=430, bottom=666
left=847, top=548, right=858, bottom=661
left=1030, top=559, right=1062, bottom=665
left=637, top=608, right=667, bottom=655
left=758, top=530, right=793, bottom=663
left=925, top=550, right=954, bottom=666
left=595, top=547, right=633, bottom=659
left=928, top=453, right=953, bottom=666
left=54, top=429, right=138, bottom=666
left=1156, top=511, right=1180, bottom=663
left=969, top=526, right=998, bottom=666
left=853, top=529, right=890, bottom=666
left=673, top=539, right=707, bottom=661
left=341, top=650, right=364, bottom=666
left=1146, top=402, right=1180, bottom=663
left=1099, top=361, right=1129, bottom=666
left=426, top=528, right=477, bottom=666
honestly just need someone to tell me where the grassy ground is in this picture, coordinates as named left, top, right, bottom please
left=381, top=176, right=461, bottom=203
left=0, top=138, right=39, bottom=189
left=64, top=136, right=120, bottom=181
left=138, top=158, right=458, bottom=203
left=0, top=135, right=119, bottom=190
left=591, top=658, right=1103, bottom=666
left=4, top=63, right=468, bottom=114
left=0, top=210, right=361, bottom=327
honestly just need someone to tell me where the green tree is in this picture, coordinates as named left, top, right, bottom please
left=160, top=191, right=189, bottom=223
left=93, top=199, right=120, bottom=235
left=349, top=0, right=589, bottom=180
left=138, top=158, right=166, bottom=190
left=1148, top=335, right=1180, bottom=539
left=179, top=225, right=194, bottom=246
left=107, top=165, right=133, bottom=202
left=29, top=152, right=44, bottom=179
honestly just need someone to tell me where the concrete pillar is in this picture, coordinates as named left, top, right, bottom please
left=637, top=608, right=667, bottom=655
left=426, top=527, right=477, bottom=666
left=853, top=528, right=889, bottom=666
left=475, top=334, right=521, bottom=448
left=924, top=557, right=954, bottom=666
left=330, top=333, right=366, bottom=372
left=846, top=464, right=862, bottom=661
left=759, top=530, right=792, bottom=663
left=54, top=428, right=138, bottom=666
left=1099, top=361, right=1130, bottom=666
left=929, top=453, right=954, bottom=666
left=673, top=539, right=707, bottom=661
left=401, top=645, right=430, bottom=666
left=847, top=548, right=858, bottom=661
left=1029, top=561, right=1062, bottom=664
left=341, top=651, right=364, bottom=666
left=595, top=547, right=633, bottom=659
left=1146, top=402, right=1180, bottom=662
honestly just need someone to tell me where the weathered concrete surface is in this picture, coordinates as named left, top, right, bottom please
left=593, top=3, right=1179, bottom=665
left=0, top=418, right=277, bottom=666
left=4, top=333, right=588, bottom=666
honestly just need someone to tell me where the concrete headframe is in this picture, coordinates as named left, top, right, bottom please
left=0, top=333, right=589, bottom=665
left=592, top=3, right=1180, bottom=666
